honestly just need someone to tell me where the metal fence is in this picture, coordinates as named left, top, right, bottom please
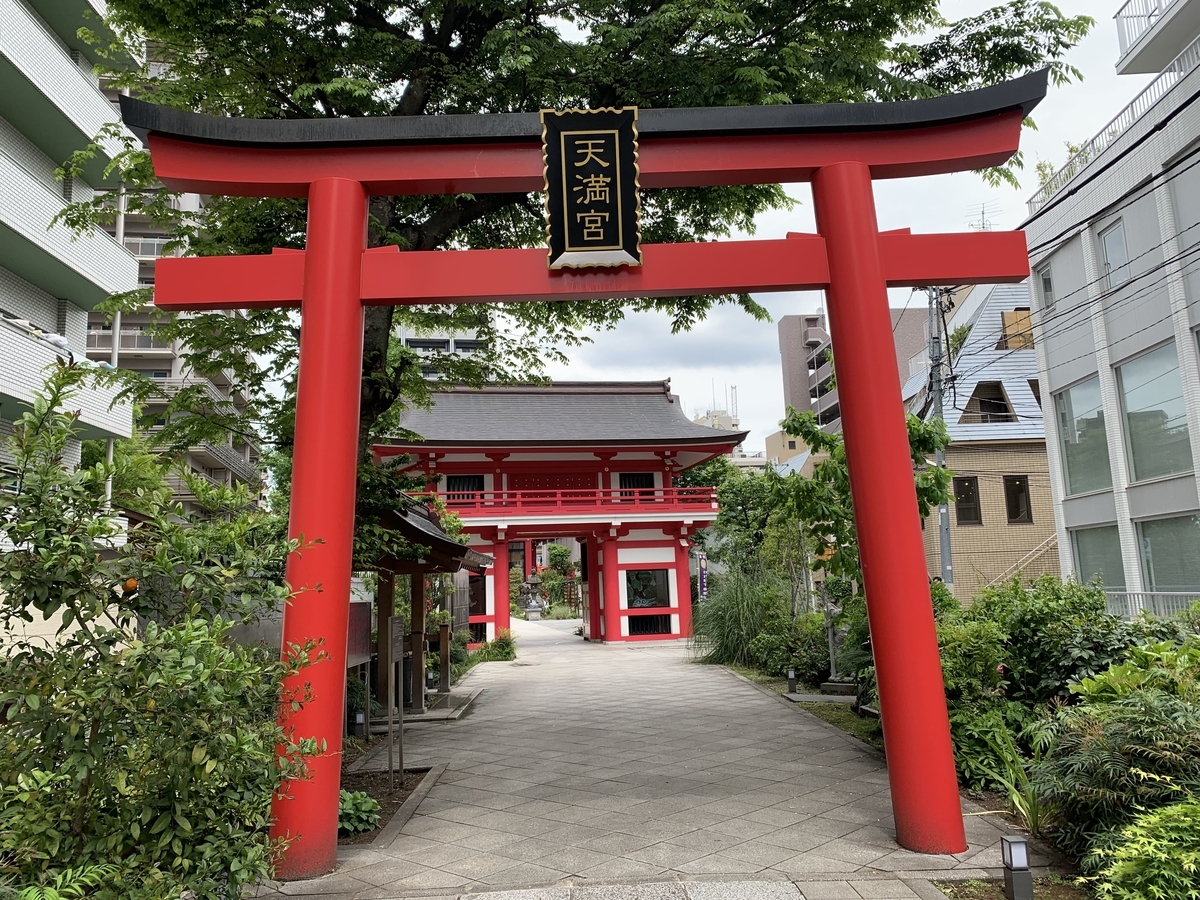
left=1106, top=590, right=1199, bottom=618
left=1116, top=0, right=1171, bottom=55
left=1028, top=28, right=1200, bottom=212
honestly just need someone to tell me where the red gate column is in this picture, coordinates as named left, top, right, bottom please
left=601, top=537, right=622, bottom=641
left=493, top=541, right=510, bottom=638
left=810, top=161, right=966, bottom=854
left=674, top=540, right=693, bottom=637
left=270, top=177, right=368, bottom=878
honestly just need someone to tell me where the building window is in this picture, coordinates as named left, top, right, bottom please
left=626, top=569, right=670, bottom=608
left=1054, top=376, right=1112, bottom=495
left=1116, top=343, right=1194, bottom=482
left=1071, top=525, right=1125, bottom=590
left=618, top=472, right=655, bottom=498
left=953, top=477, right=982, bottom=525
left=995, top=308, right=1034, bottom=350
left=508, top=541, right=526, bottom=575
left=446, top=474, right=484, bottom=500
left=787, top=440, right=796, bottom=450
left=960, top=381, right=1015, bottom=424
left=1038, top=266, right=1055, bottom=310
left=1003, top=475, right=1033, bottom=523
left=1029, top=379, right=1042, bottom=408
left=1100, top=221, right=1130, bottom=288
left=1138, top=515, right=1200, bottom=592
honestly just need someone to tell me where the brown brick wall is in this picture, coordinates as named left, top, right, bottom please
left=922, top=441, right=1060, bottom=602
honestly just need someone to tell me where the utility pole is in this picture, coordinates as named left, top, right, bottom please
left=927, top=287, right=954, bottom=594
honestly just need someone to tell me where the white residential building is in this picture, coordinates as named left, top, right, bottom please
left=1, top=0, right=135, bottom=469
left=1023, top=0, right=1200, bottom=615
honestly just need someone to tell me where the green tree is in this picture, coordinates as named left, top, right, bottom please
left=79, top=430, right=170, bottom=516
left=65, top=0, right=1091, bottom=474
left=773, top=406, right=953, bottom=585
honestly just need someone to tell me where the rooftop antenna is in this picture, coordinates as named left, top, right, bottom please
left=967, top=200, right=1002, bottom=233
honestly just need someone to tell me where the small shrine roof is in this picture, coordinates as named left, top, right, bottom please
left=384, top=381, right=747, bottom=449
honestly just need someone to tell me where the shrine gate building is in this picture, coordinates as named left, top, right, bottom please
left=373, top=380, right=744, bottom=643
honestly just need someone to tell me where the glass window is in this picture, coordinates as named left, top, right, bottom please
left=446, top=474, right=484, bottom=500
left=1116, top=343, right=1194, bottom=482
left=1100, top=221, right=1130, bottom=288
left=953, top=477, right=982, bottom=525
left=508, top=541, right=526, bottom=574
left=1072, top=525, right=1125, bottom=590
left=1039, top=266, right=1055, bottom=310
left=626, top=569, right=670, bottom=608
left=1138, top=515, right=1200, bottom=592
left=1054, top=377, right=1113, bottom=495
left=1003, top=476, right=1033, bottom=523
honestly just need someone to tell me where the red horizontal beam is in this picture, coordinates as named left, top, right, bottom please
left=154, top=228, right=1028, bottom=312
left=148, top=111, right=1023, bottom=198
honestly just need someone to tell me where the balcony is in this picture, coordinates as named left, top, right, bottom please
left=1106, top=590, right=1199, bottom=618
left=86, top=329, right=173, bottom=352
left=192, top=440, right=258, bottom=485
left=1115, top=0, right=1200, bottom=74
left=0, top=316, right=131, bottom=439
left=124, top=237, right=177, bottom=260
left=433, top=487, right=718, bottom=519
left=1028, top=29, right=1200, bottom=212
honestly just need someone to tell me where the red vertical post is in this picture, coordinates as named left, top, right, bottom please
left=601, top=537, right=622, bottom=641
left=270, top=177, right=368, bottom=879
left=674, top=540, right=693, bottom=637
left=586, top=539, right=603, bottom=639
left=493, top=541, right=509, bottom=639
left=810, top=161, right=966, bottom=854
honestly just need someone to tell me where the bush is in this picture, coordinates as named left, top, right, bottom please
left=948, top=702, right=1033, bottom=792
left=485, top=629, right=517, bottom=661
left=748, top=612, right=830, bottom=686
left=692, top=571, right=788, bottom=667
left=1071, top=638, right=1200, bottom=704
left=1093, top=793, right=1200, bottom=899
left=1032, top=690, right=1200, bottom=868
left=338, top=790, right=381, bottom=834
left=0, top=368, right=311, bottom=898
left=938, top=618, right=1007, bottom=707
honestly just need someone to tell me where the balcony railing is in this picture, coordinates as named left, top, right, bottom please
left=432, top=487, right=718, bottom=514
left=1116, top=0, right=1174, bottom=55
left=1106, top=590, right=1199, bottom=618
left=86, top=329, right=172, bottom=351
left=124, top=237, right=176, bottom=259
left=1029, top=29, right=1200, bottom=212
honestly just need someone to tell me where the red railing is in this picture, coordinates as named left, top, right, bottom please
left=428, top=486, right=717, bottom=513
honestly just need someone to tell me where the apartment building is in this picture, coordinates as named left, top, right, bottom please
left=1, top=0, right=134, bottom=469
left=777, top=308, right=926, bottom=433
left=85, top=94, right=259, bottom=514
left=1023, top=0, right=1200, bottom=615
left=910, top=283, right=1059, bottom=600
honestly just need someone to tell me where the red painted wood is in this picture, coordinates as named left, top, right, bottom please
left=812, top=161, right=965, bottom=854
left=269, top=178, right=368, bottom=878
left=146, top=111, right=1023, bottom=197
left=152, top=228, right=1028, bottom=312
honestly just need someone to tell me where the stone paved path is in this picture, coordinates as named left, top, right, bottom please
left=265, top=619, right=1059, bottom=899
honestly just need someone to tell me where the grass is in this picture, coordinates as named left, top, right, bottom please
left=793, top=700, right=886, bottom=752
left=935, top=876, right=1090, bottom=899
left=725, top=663, right=790, bottom=694
left=543, top=605, right=581, bottom=620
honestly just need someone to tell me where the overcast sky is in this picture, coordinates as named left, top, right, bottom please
left=541, top=0, right=1149, bottom=453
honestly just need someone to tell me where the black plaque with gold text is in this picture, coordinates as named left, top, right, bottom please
left=541, top=107, right=641, bottom=269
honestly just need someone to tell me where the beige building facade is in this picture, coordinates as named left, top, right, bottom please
left=922, top=442, right=1059, bottom=601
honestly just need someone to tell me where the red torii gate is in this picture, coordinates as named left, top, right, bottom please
left=121, top=69, right=1046, bottom=879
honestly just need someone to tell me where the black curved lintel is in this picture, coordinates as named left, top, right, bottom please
left=121, top=69, right=1047, bottom=149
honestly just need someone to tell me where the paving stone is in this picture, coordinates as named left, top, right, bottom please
left=792, top=882, right=861, bottom=900
left=573, top=883, right=688, bottom=900
left=685, top=882, right=803, bottom=900
left=848, top=879, right=920, bottom=899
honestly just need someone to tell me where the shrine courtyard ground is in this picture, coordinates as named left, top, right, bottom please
left=258, top=619, right=1063, bottom=900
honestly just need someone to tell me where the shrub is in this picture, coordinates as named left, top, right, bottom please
left=1093, top=792, right=1200, bottom=899
left=1071, top=639, right=1200, bottom=705
left=1032, top=690, right=1200, bottom=868
left=0, top=368, right=312, bottom=898
left=938, top=618, right=1007, bottom=707
left=692, top=571, right=788, bottom=667
left=748, top=612, right=830, bottom=686
left=337, top=790, right=381, bottom=834
left=966, top=575, right=1131, bottom=706
left=948, top=702, right=1034, bottom=792
left=486, top=629, right=517, bottom=661
left=509, top=567, right=522, bottom=603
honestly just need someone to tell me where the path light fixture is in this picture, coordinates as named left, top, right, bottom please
left=787, top=667, right=797, bottom=694
left=1001, top=835, right=1033, bottom=900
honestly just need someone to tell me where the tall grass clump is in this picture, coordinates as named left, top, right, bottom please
left=692, top=571, right=788, bottom=667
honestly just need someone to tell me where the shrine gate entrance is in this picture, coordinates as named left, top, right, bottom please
left=122, top=68, right=1047, bottom=879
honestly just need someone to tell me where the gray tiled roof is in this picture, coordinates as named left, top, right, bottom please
left=389, top=381, right=747, bottom=447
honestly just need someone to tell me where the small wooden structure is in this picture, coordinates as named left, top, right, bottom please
left=373, top=504, right=491, bottom=714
